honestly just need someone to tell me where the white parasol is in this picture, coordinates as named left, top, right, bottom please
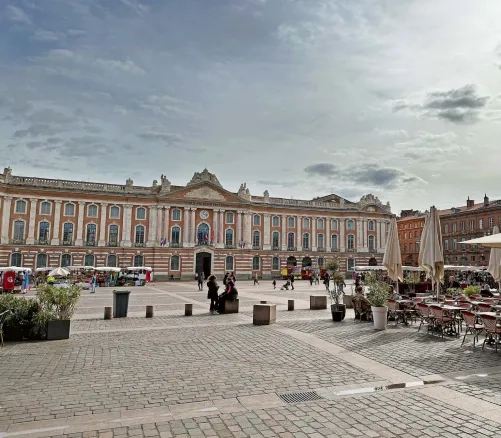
left=383, top=216, right=403, bottom=293
left=48, top=267, right=70, bottom=277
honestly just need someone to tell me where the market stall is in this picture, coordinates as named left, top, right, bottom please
left=0, top=267, right=32, bottom=293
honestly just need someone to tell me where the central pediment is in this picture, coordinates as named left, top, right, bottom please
left=184, top=186, right=226, bottom=201
left=164, top=181, right=245, bottom=203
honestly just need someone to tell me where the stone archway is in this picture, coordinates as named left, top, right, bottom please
left=302, top=256, right=312, bottom=267
left=368, top=257, right=377, bottom=266
left=287, top=256, right=297, bottom=267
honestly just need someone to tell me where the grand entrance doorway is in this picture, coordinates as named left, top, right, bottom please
left=195, top=252, right=212, bottom=279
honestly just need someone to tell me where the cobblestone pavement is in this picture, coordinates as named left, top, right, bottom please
left=3, top=281, right=501, bottom=437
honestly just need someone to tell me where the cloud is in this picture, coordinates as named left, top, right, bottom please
left=94, top=59, right=146, bottom=75
left=5, top=5, right=31, bottom=24
left=304, top=163, right=336, bottom=177
left=136, top=132, right=183, bottom=143
left=32, top=29, right=59, bottom=42
left=13, top=124, right=59, bottom=138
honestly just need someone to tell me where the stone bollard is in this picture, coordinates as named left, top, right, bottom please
left=185, top=303, right=193, bottom=316
left=104, top=307, right=112, bottom=320
left=310, top=295, right=327, bottom=310
left=253, top=304, right=277, bottom=326
left=260, top=301, right=268, bottom=304
left=288, top=299, right=294, bottom=311
left=146, top=305, right=154, bottom=318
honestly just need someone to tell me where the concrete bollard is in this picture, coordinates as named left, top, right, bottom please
left=146, top=305, right=154, bottom=318
left=288, top=299, right=294, bottom=311
left=260, top=301, right=268, bottom=304
left=104, top=307, right=112, bottom=320
left=185, top=303, right=193, bottom=316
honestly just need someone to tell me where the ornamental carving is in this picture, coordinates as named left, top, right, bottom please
left=183, top=187, right=225, bottom=201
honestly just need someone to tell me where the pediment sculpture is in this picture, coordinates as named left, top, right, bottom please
left=184, top=186, right=225, bottom=201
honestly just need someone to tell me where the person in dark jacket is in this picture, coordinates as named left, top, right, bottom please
left=223, top=272, right=229, bottom=286
left=289, top=273, right=295, bottom=290
left=218, top=279, right=238, bottom=310
left=207, top=275, right=220, bottom=314
left=197, top=272, right=204, bottom=291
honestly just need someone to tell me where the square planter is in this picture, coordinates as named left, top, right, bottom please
left=47, top=320, right=71, bottom=340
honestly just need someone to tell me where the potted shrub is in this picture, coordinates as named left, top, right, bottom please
left=325, top=258, right=347, bottom=317
left=366, top=272, right=389, bottom=330
left=37, top=284, right=82, bottom=340
left=327, top=288, right=344, bottom=322
left=464, top=285, right=481, bottom=297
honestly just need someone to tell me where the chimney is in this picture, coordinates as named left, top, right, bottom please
left=466, top=197, right=474, bottom=209
left=484, top=193, right=489, bottom=207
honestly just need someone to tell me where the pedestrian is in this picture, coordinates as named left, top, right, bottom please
left=254, top=273, right=259, bottom=285
left=197, top=272, right=204, bottom=291
left=272, top=279, right=276, bottom=289
left=22, top=271, right=29, bottom=294
left=90, top=273, right=97, bottom=293
left=223, top=272, right=229, bottom=287
left=324, top=273, right=330, bottom=291
left=337, top=278, right=346, bottom=293
left=289, top=273, right=295, bottom=290
left=207, top=275, right=219, bottom=314
left=309, top=275, right=313, bottom=286
left=230, top=272, right=236, bottom=283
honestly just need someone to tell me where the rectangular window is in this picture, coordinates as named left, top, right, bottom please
left=110, top=206, right=120, bottom=219
left=109, top=225, right=118, bottom=244
left=444, top=240, right=449, bottom=250
left=172, top=209, right=181, bottom=221
left=288, top=217, right=295, bottom=228
left=272, top=216, right=280, bottom=227
left=452, top=239, right=457, bottom=250
left=86, top=224, right=96, bottom=244
left=135, top=227, right=145, bottom=244
left=13, top=221, right=25, bottom=239
left=253, top=215, right=261, bottom=226
left=416, top=242, right=419, bottom=251
left=87, top=205, right=98, bottom=217
left=461, top=237, right=466, bottom=250
left=470, top=220, right=475, bottom=230
left=171, top=227, right=180, bottom=244
left=15, top=200, right=26, bottom=214
left=479, top=219, right=484, bottom=229
left=444, top=224, right=449, bottom=233
left=64, top=203, right=75, bottom=216
left=460, top=221, right=465, bottom=231
left=38, top=222, right=50, bottom=241
left=452, top=223, right=457, bottom=232
left=63, top=223, right=73, bottom=241
left=471, top=255, right=476, bottom=262
left=226, top=212, right=234, bottom=224
left=489, top=217, right=494, bottom=228
left=40, top=202, right=51, bottom=215
left=331, top=220, right=338, bottom=230
left=317, top=234, right=324, bottom=249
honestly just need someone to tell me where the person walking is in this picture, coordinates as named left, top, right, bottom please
left=254, top=273, right=259, bottom=286
left=207, top=275, right=219, bottom=314
left=90, top=273, right=97, bottom=293
left=309, top=275, right=314, bottom=286
left=197, top=272, right=204, bottom=291
left=289, top=273, right=295, bottom=290
left=337, top=278, right=346, bottom=293
left=324, top=273, right=330, bottom=291
left=272, top=279, right=276, bottom=289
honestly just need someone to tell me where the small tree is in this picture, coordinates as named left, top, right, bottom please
left=325, top=257, right=344, bottom=305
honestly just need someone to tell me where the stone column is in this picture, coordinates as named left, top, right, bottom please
left=183, top=207, right=190, bottom=246
left=26, top=198, right=38, bottom=244
left=123, top=205, right=132, bottom=247
left=311, top=217, right=316, bottom=251
left=263, top=214, right=271, bottom=250
left=75, top=201, right=85, bottom=246
left=213, top=209, right=219, bottom=244
left=50, top=200, right=62, bottom=245
left=297, top=215, right=302, bottom=251
left=339, top=218, right=346, bottom=252
left=363, top=219, right=368, bottom=250
left=382, top=221, right=389, bottom=249
left=325, top=217, right=331, bottom=251
left=156, top=206, right=164, bottom=245
left=98, top=203, right=107, bottom=247
left=244, top=212, right=252, bottom=246
left=218, top=209, right=225, bottom=246
left=281, top=214, right=287, bottom=251
left=1, top=196, right=12, bottom=244
left=190, top=208, right=196, bottom=246
left=147, top=205, right=157, bottom=247
left=236, top=211, right=243, bottom=246
left=356, top=219, right=363, bottom=251
left=163, top=207, right=169, bottom=244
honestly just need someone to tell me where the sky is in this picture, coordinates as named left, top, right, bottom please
left=1, top=0, right=501, bottom=214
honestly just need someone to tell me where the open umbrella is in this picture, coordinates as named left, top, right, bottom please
left=464, top=233, right=501, bottom=248
left=383, top=216, right=403, bottom=293
left=418, top=206, right=444, bottom=297
left=48, top=267, right=70, bottom=277
left=488, top=226, right=501, bottom=290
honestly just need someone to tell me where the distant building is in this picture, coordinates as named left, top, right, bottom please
left=397, top=211, right=426, bottom=266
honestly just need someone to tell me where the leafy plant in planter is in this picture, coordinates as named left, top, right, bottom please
left=36, top=284, right=82, bottom=340
left=325, top=257, right=346, bottom=321
left=0, top=295, right=43, bottom=341
left=446, top=288, right=462, bottom=297
left=365, top=272, right=390, bottom=330
left=463, top=285, right=481, bottom=297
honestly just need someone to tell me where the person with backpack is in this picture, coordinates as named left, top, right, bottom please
left=207, top=275, right=220, bottom=314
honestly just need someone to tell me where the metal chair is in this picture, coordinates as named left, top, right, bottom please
left=461, top=311, right=484, bottom=347
left=0, top=310, right=12, bottom=347
left=481, top=315, right=501, bottom=352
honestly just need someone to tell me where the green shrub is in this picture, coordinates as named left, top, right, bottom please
left=37, top=284, right=82, bottom=320
left=365, top=272, right=390, bottom=307
left=463, top=285, right=481, bottom=297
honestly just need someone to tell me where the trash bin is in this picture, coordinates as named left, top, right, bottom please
left=113, top=290, right=131, bottom=318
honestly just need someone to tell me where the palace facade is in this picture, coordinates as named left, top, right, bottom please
left=0, top=167, right=393, bottom=280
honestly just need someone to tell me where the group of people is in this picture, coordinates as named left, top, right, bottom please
left=197, top=272, right=238, bottom=314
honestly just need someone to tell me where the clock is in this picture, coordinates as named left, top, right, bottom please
left=200, top=210, right=209, bottom=220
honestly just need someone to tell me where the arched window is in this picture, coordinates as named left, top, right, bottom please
left=61, top=254, right=71, bottom=267
left=15, top=199, right=27, bottom=214
left=109, top=225, right=119, bottom=246
left=331, top=234, right=338, bottom=250
left=11, top=252, right=22, bottom=267
left=38, top=221, right=50, bottom=243
left=86, top=224, right=97, bottom=245
left=252, top=230, right=261, bottom=248
left=197, top=223, right=210, bottom=245
left=303, top=217, right=310, bottom=228
left=252, top=256, right=260, bottom=270
left=347, top=220, right=355, bottom=230
left=40, top=201, right=51, bottom=215
left=63, top=223, right=73, bottom=243
left=317, top=218, right=324, bottom=229
left=110, top=206, right=120, bottom=219
left=135, top=225, right=145, bottom=244
left=172, top=208, right=181, bottom=221
left=225, top=229, right=234, bottom=246
left=136, top=207, right=146, bottom=220
left=253, top=214, right=261, bottom=226
left=84, top=254, right=95, bottom=266
left=347, top=258, right=356, bottom=271
left=287, top=232, right=295, bottom=248
left=272, top=216, right=280, bottom=227
left=272, top=231, right=280, bottom=249
left=87, top=204, right=98, bottom=217
left=134, top=254, right=144, bottom=267
left=225, top=255, right=234, bottom=271
left=287, top=256, right=297, bottom=267
left=347, top=234, right=355, bottom=250
left=331, top=219, right=338, bottom=230
left=107, top=254, right=117, bottom=267
left=36, top=253, right=47, bottom=268
left=171, top=226, right=181, bottom=245
left=368, top=235, right=375, bottom=251
left=288, top=217, right=295, bottom=228
left=170, top=255, right=180, bottom=270
left=13, top=220, right=25, bottom=240
left=318, top=257, right=325, bottom=267
left=317, top=234, right=324, bottom=249
left=64, top=203, right=75, bottom=216
left=368, top=220, right=375, bottom=231
left=302, top=233, right=310, bottom=249
left=272, top=256, right=280, bottom=270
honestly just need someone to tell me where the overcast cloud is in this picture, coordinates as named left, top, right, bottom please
left=1, top=0, right=501, bottom=213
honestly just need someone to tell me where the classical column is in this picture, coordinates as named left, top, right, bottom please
left=236, top=211, right=243, bottom=246
left=27, top=198, right=38, bottom=244
left=339, top=218, right=346, bottom=252
left=147, top=205, right=157, bottom=247
left=98, top=203, right=107, bottom=247
left=191, top=208, right=197, bottom=245
left=156, top=206, right=163, bottom=246
left=218, top=209, right=225, bottom=246
left=213, top=209, right=219, bottom=244
left=51, top=200, right=62, bottom=245
left=163, top=207, right=169, bottom=244
left=263, top=214, right=271, bottom=250
left=244, top=212, right=252, bottom=246
left=1, top=196, right=12, bottom=244
left=356, top=219, right=363, bottom=251
left=123, top=205, right=132, bottom=247
left=311, top=217, right=317, bottom=251
left=75, top=201, right=85, bottom=246
left=363, top=219, right=368, bottom=250
left=297, top=215, right=302, bottom=251
left=382, top=221, right=388, bottom=249
left=325, top=217, right=331, bottom=251
left=281, top=214, right=287, bottom=251
left=183, top=207, right=190, bottom=246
